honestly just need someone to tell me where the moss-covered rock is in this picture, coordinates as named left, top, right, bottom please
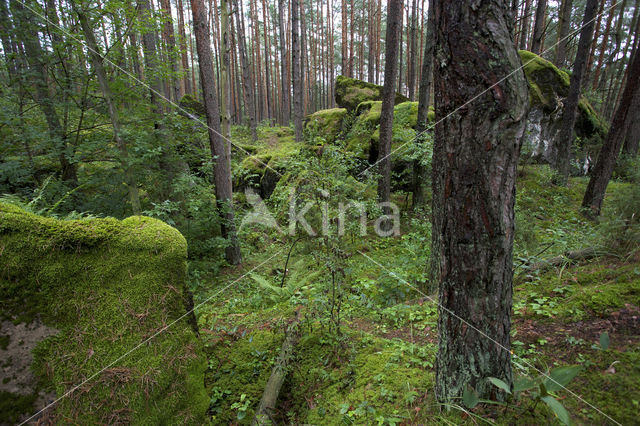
left=179, top=94, right=206, bottom=117
left=0, top=203, right=208, bottom=424
left=335, top=75, right=409, bottom=111
left=519, top=50, right=608, bottom=169
left=303, top=108, right=348, bottom=143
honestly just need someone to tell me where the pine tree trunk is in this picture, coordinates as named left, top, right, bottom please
left=556, top=0, right=599, bottom=184
left=191, top=0, right=242, bottom=265
left=220, top=0, right=231, bottom=139
left=433, top=0, right=528, bottom=402
left=177, top=0, right=191, bottom=95
left=530, top=0, right=547, bottom=54
left=377, top=0, right=403, bottom=207
left=583, top=45, right=640, bottom=215
left=413, top=0, right=434, bottom=212
left=408, top=0, right=418, bottom=99
left=291, top=0, right=303, bottom=141
left=342, top=0, right=348, bottom=75
left=233, top=0, right=257, bottom=141
left=519, top=0, right=531, bottom=50
left=555, top=0, right=574, bottom=67
left=75, top=5, right=141, bottom=214
left=592, top=0, right=615, bottom=90
left=278, top=0, right=290, bottom=124
left=159, top=0, right=181, bottom=102
left=587, top=0, right=607, bottom=74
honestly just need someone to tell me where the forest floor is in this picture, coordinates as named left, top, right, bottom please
left=189, top=162, right=640, bottom=425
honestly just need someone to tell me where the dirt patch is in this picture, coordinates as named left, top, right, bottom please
left=0, top=318, right=58, bottom=424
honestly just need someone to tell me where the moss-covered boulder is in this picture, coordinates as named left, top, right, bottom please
left=179, top=94, right=206, bottom=117
left=0, top=203, right=208, bottom=424
left=519, top=50, right=607, bottom=169
left=335, top=75, right=409, bottom=111
left=303, top=108, right=348, bottom=143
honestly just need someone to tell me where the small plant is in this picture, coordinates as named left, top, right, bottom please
left=230, top=393, right=252, bottom=421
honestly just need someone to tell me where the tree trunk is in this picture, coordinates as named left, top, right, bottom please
left=262, top=0, right=272, bottom=123
left=408, top=0, right=418, bottom=99
left=587, top=0, right=607, bottom=74
left=177, top=0, right=191, bottom=95
left=377, top=0, right=403, bottom=207
left=622, top=105, right=640, bottom=156
left=597, top=0, right=628, bottom=92
left=220, top=0, right=231, bottom=139
left=433, top=0, right=528, bottom=402
left=530, top=0, right=547, bottom=54
left=342, top=0, right=348, bottom=75
left=75, top=5, right=141, bottom=214
left=159, top=0, right=181, bottom=103
left=555, top=0, right=574, bottom=67
left=592, top=0, right=615, bottom=90
left=583, top=45, right=640, bottom=216
left=191, top=0, right=242, bottom=265
left=556, top=0, right=599, bottom=185
left=278, top=0, right=290, bottom=124
left=519, top=0, right=531, bottom=50
left=233, top=0, right=257, bottom=141
left=292, top=0, right=303, bottom=141
left=413, top=0, right=434, bottom=211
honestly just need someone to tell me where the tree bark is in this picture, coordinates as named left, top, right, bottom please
left=583, top=45, right=640, bottom=216
left=408, top=0, right=418, bottom=99
left=278, top=0, right=290, bottom=124
left=377, top=0, right=403, bottom=207
left=191, top=0, right=242, bottom=265
left=554, top=0, right=574, bottom=67
left=530, top=0, right=547, bottom=54
left=159, top=0, right=181, bottom=102
left=220, top=0, right=231, bottom=139
left=292, top=0, right=303, bottom=141
left=518, top=0, right=531, bottom=50
left=556, top=0, right=599, bottom=185
left=177, top=0, right=192, bottom=95
left=592, top=0, right=615, bottom=90
left=433, top=0, right=528, bottom=402
left=233, top=0, right=257, bottom=141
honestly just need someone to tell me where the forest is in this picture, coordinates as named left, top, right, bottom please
left=0, top=0, right=639, bottom=423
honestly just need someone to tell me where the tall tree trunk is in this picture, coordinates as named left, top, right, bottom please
left=408, top=0, right=418, bottom=99
left=262, top=0, right=272, bottom=123
left=518, top=0, right=531, bottom=50
left=292, top=0, right=303, bottom=141
left=10, top=0, right=77, bottom=184
left=397, top=4, right=404, bottom=95
left=377, top=0, right=403, bottom=207
left=233, top=0, right=257, bottom=141
left=349, top=0, right=354, bottom=77
left=592, top=0, right=615, bottom=90
left=530, top=0, right=547, bottom=54
left=433, top=0, right=528, bottom=402
left=413, top=0, right=434, bottom=211
left=556, top=0, right=599, bottom=184
left=278, top=0, right=290, bottom=124
left=598, top=0, right=628, bottom=91
left=622, top=102, right=640, bottom=156
left=159, top=0, right=181, bottom=102
left=191, top=0, right=242, bottom=265
left=220, top=0, right=231, bottom=139
left=177, top=0, right=191, bottom=95
left=555, top=0, right=574, bottom=67
left=587, top=0, right=607, bottom=74
left=75, top=5, right=141, bottom=214
left=342, top=0, right=348, bottom=74
left=583, top=45, right=640, bottom=215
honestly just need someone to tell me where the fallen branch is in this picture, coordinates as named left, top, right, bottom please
left=520, top=247, right=599, bottom=275
left=252, top=310, right=302, bottom=425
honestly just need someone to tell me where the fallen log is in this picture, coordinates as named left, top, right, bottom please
left=520, top=247, right=599, bottom=275
left=252, top=310, right=302, bottom=425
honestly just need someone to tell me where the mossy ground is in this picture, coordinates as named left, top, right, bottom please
left=194, top=163, right=640, bottom=424
left=0, top=204, right=208, bottom=423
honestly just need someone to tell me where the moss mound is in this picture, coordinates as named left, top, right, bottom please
left=179, top=94, right=206, bottom=117
left=335, top=75, right=409, bottom=111
left=304, top=108, right=348, bottom=143
left=0, top=203, right=208, bottom=423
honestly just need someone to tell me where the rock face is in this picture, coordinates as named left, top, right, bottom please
left=335, top=75, right=409, bottom=111
left=519, top=50, right=607, bottom=170
left=0, top=203, right=208, bottom=424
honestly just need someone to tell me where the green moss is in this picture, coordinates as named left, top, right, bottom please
left=0, top=203, right=208, bottom=423
left=179, top=94, right=206, bottom=117
left=576, top=97, right=608, bottom=139
left=304, top=108, right=348, bottom=143
left=0, top=391, right=38, bottom=424
left=335, top=75, right=409, bottom=111
left=0, top=335, right=9, bottom=350
left=519, top=50, right=570, bottom=110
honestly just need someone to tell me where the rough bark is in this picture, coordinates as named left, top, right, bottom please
left=377, top=0, right=403, bottom=207
left=408, top=0, right=418, bottom=99
left=556, top=0, right=599, bottom=184
left=583, top=45, right=640, bottom=216
left=278, top=0, right=290, bottom=124
left=342, top=0, right=348, bottom=74
left=292, top=0, right=303, bottom=141
left=177, top=0, right=192, bottom=95
left=555, top=0, right=573, bottom=66
left=413, top=0, right=434, bottom=211
left=592, top=0, right=615, bottom=90
left=75, top=6, right=141, bottom=215
left=518, top=0, right=531, bottom=50
left=220, top=0, right=231, bottom=139
left=191, top=0, right=242, bottom=265
left=233, top=0, right=257, bottom=141
left=622, top=100, right=640, bottom=156
left=530, top=0, right=546, bottom=54
left=433, top=0, right=528, bottom=402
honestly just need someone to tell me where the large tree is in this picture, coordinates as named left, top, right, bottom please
left=377, top=0, right=403, bottom=208
left=582, top=45, right=640, bottom=216
left=292, top=0, right=303, bottom=141
left=554, top=0, right=573, bottom=66
left=432, top=0, right=528, bottom=402
left=191, top=0, right=242, bottom=265
left=555, top=0, right=599, bottom=184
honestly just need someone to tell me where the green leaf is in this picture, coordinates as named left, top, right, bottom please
left=513, top=376, right=536, bottom=393
left=541, top=395, right=571, bottom=425
left=487, top=377, right=512, bottom=394
left=463, top=387, right=479, bottom=409
left=237, top=410, right=246, bottom=420
left=599, top=332, right=610, bottom=350
left=544, top=366, right=582, bottom=393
